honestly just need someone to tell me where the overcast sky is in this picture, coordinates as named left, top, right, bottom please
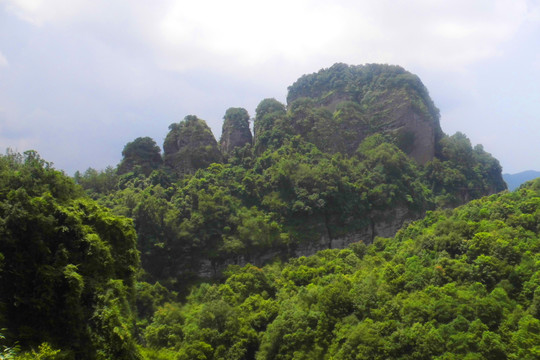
left=1, top=0, right=539, bottom=174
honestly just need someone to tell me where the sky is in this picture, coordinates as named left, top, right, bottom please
left=0, top=0, right=539, bottom=175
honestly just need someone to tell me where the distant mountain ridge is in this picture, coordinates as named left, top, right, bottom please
left=503, top=170, right=540, bottom=191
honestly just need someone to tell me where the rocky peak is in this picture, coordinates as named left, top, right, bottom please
left=252, top=98, right=287, bottom=154
left=219, top=107, right=252, bottom=155
left=163, top=115, right=222, bottom=175
left=286, top=63, right=443, bottom=164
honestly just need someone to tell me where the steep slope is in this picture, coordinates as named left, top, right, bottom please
left=220, top=107, right=253, bottom=155
left=163, top=115, right=222, bottom=175
left=117, top=136, right=163, bottom=176
left=284, top=63, right=443, bottom=164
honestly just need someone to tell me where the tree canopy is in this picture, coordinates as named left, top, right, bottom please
left=0, top=151, right=141, bottom=359
left=140, top=178, right=540, bottom=359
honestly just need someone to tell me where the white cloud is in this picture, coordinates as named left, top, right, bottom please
left=3, top=0, right=532, bottom=73
left=157, top=0, right=348, bottom=67
left=149, top=0, right=530, bottom=73
left=3, top=0, right=95, bottom=25
left=0, top=52, right=8, bottom=67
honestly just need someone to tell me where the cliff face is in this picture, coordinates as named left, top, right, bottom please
left=163, top=115, right=222, bottom=175
left=219, top=107, right=252, bottom=155
left=196, top=203, right=417, bottom=278
left=286, top=63, right=443, bottom=164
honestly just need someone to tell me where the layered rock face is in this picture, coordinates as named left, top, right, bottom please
left=286, top=63, right=443, bottom=164
left=219, top=107, right=252, bottom=155
left=163, top=115, right=222, bottom=175
left=197, top=204, right=416, bottom=277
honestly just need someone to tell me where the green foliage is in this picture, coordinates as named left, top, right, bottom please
left=135, top=282, right=177, bottom=323
left=14, top=343, right=63, bottom=360
left=287, top=63, right=440, bottom=122
left=220, top=107, right=253, bottom=155
left=118, top=137, right=163, bottom=176
left=253, top=98, right=288, bottom=155
left=85, top=130, right=503, bottom=299
left=285, top=63, right=443, bottom=158
left=143, top=303, right=184, bottom=349
left=425, top=132, right=506, bottom=207
left=1, top=329, right=20, bottom=360
left=143, top=179, right=540, bottom=358
left=0, top=152, right=141, bottom=359
left=74, top=166, right=119, bottom=198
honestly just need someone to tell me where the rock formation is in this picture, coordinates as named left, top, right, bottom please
left=139, top=63, right=506, bottom=282
left=286, top=63, right=443, bottom=164
left=163, top=115, right=222, bottom=175
left=219, top=107, right=252, bottom=155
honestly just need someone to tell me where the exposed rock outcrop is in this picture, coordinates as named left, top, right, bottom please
left=286, top=63, right=443, bottom=164
left=197, top=204, right=417, bottom=277
left=163, top=115, right=222, bottom=175
left=219, top=107, right=252, bottom=155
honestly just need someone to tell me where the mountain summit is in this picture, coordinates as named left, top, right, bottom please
left=285, top=63, right=443, bottom=164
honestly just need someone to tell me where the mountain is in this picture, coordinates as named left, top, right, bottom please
left=74, top=63, right=506, bottom=291
left=220, top=107, right=253, bottom=156
left=0, top=63, right=514, bottom=358
left=163, top=115, right=223, bottom=176
left=503, top=170, right=540, bottom=191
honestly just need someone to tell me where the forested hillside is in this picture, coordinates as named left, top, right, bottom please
left=1, top=150, right=535, bottom=359
left=0, top=63, right=514, bottom=359
left=0, top=151, right=142, bottom=359
left=140, top=178, right=540, bottom=359
left=74, top=64, right=506, bottom=294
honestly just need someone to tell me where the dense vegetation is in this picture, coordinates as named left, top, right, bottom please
left=0, top=151, right=142, bottom=359
left=71, top=130, right=504, bottom=295
left=285, top=63, right=443, bottom=158
left=0, top=63, right=516, bottom=358
left=139, top=178, right=540, bottom=359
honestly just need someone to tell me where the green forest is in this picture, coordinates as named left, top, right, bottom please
left=2, top=63, right=536, bottom=359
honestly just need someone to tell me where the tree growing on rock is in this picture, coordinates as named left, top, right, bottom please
left=219, top=107, right=252, bottom=156
left=163, top=115, right=222, bottom=176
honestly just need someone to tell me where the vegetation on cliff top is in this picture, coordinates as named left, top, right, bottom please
left=67, top=64, right=507, bottom=296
